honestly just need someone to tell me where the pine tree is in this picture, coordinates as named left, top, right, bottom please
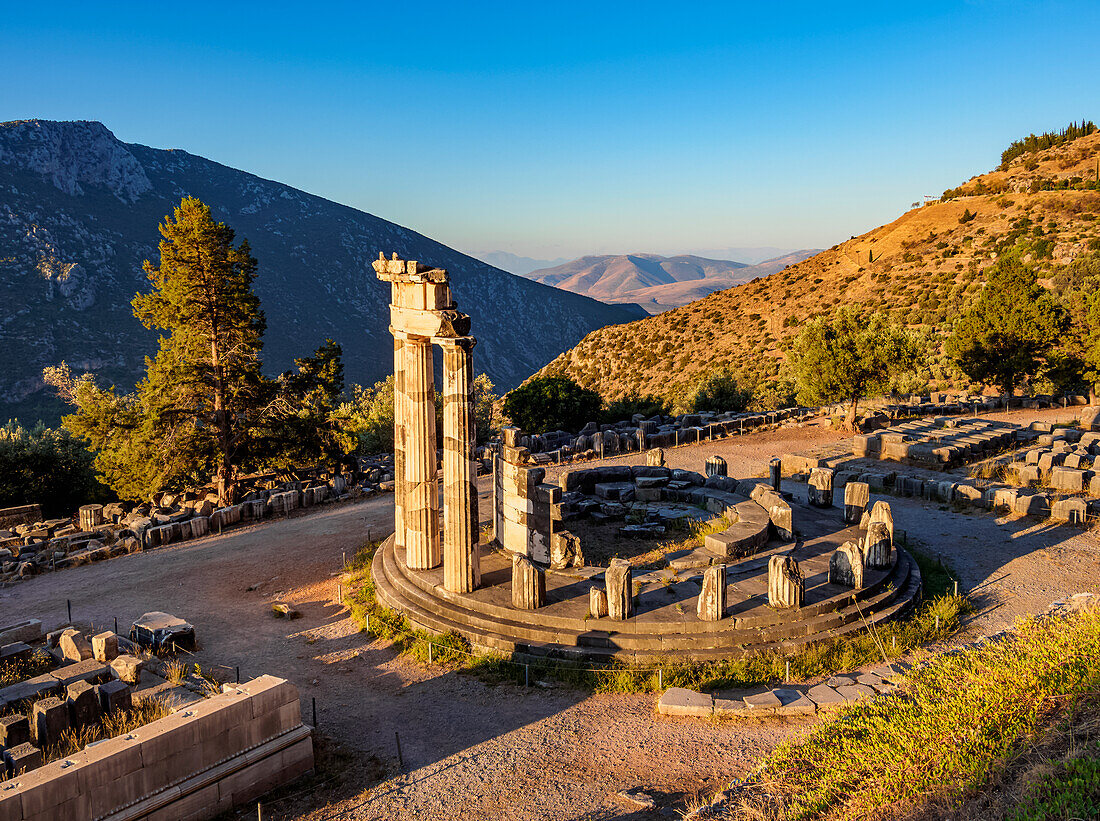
left=946, top=255, right=1066, bottom=397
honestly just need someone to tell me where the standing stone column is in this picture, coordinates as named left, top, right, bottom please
left=512, top=553, right=545, bottom=609
left=392, top=333, right=407, bottom=551
left=606, top=558, right=633, bottom=620
left=697, top=564, right=726, bottom=621
left=843, top=481, right=870, bottom=525
left=769, top=458, right=782, bottom=492
left=440, top=337, right=480, bottom=593
left=864, top=521, right=892, bottom=569
left=829, top=541, right=864, bottom=588
left=808, top=467, right=834, bottom=507
left=404, top=336, right=441, bottom=570
left=705, top=456, right=727, bottom=477
left=869, top=500, right=894, bottom=541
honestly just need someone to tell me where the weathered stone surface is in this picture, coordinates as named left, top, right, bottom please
left=0, top=713, right=30, bottom=747
left=31, top=696, right=69, bottom=746
left=697, top=564, right=726, bottom=621
left=808, top=467, right=834, bottom=507
left=656, top=687, right=713, bottom=717
left=704, top=456, right=727, bottom=477
left=549, top=530, right=584, bottom=569
left=4, top=741, right=42, bottom=775
left=1051, top=497, right=1088, bottom=524
left=864, top=521, right=892, bottom=569
left=97, top=679, right=131, bottom=714
left=109, top=654, right=143, bottom=685
left=66, top=679, right=100, bottom=727
left=868, top=500, right=893, bottom=541
left=511, top=553, right=545, bottom=609
left=1049, top=466, right=1086, bottom=493
left=768, top=554, right=804, bottom=608
left=59, top=628, right=92, bottom=662
left=744, top=690, right=782, bottom=711
left=773, top=688, right=818, bottom=715
left=606, top=558, right=633, bottom=621
left=646, top=448, right=666, bottom=467
left=589, top=586, right=608, bottom=618
left=829, top=541, right=864, bottom=588
left=843, top=481, right=870, bottom=525
left=91, top=631, right=118, bottom=662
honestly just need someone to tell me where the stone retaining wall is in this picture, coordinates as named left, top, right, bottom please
left=0, top=506, right=42, bottom=532
left=0, top=675, right=312, bottom=821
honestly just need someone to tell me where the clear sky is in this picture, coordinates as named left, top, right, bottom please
left=1, top=1, right=1097, bottom=260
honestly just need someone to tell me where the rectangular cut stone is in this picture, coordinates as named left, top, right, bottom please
left=657, top=687, right=713, bottom=717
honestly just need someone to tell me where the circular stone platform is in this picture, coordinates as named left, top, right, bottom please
left=371, top=497, right=922, bottom=662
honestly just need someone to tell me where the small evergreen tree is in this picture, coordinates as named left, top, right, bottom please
left=689, top=368, right=750, bottom=413
left=946, top=255, right=1066, bottom=397
left=0, top=421, right=109, bottom=517
left=791, top=308, right=919, bottom=430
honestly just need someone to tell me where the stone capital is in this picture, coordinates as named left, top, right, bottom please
left=434, top=335, right=477, bottom=352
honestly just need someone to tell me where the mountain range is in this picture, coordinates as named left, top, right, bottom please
left=538, top=129, right=1100, bottom=403
left=524, top=250, right=817, bottom=313
left=0, top=120, right=639, bottom=426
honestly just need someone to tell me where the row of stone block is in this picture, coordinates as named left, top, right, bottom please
left=0, top=675, right=309, bottom=821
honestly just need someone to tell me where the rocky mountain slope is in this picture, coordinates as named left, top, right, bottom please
left=538, top=129, right=1100, bottom=405
left=0, top=120, right=639, bottom=425
left=524, top=251, right=816, bottom=313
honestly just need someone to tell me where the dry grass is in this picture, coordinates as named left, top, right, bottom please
left=163, top=658, right=187, bottom=685
left=712, top=604, right=1100, bottom=821
left=42, top=697, right=173, bottom=764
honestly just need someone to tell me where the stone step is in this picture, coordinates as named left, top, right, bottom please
left=371, top=538, right=922, bottom=661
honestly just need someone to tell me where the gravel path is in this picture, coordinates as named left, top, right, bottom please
left=1, top=407, right=1096, bottom=818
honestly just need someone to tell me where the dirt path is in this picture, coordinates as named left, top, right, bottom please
left=2, top=407, right=1096, bottom=818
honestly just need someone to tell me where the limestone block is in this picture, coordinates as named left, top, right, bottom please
left=868, top=500, right=893, bottom=541
left=1050, top=467, right=1086, bottom=493
left=829, top=541, right=864, bottom=588
left=656, top=687, right=713, bottom=717
left=808, top=468, right=834, bottom=507
left=1051, top=497, right=1088, bottom=524
left=66, top=679, right=101, bottom=727
left=1015, top=492, right=1051, bottom=517
left=97, top=679, right=132, bottom=714
left=4, top=741, right=42, bottom=775
left=769, top=457, right=782, bottom=491
left=0, top=713, right=30, bottom=747
left=605, top=558, right=633, bottom=620
left=550, top=531, right=584, bottom=570
left=32, top=696, right=69, bottom=746
left=589, top=586, right=608, bottom=618
left=768, top=554, right=804, bottom=608
left=511, top=554, right=545, bottom=610
left=110, top=654, right=143, bottom=685
left=60, top=628, right=93, bottom=662
left=697, top=564, right=726, bottom=621
left=843, top=481, right=870, bottom=525
left=864, top=521, right=892, bottom=569
left=92, top=631, right=119, bottom=662
left=704, top=456, right=727, bottom=477
left=646, top=448, right=666, bottom=467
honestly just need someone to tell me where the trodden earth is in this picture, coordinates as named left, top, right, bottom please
left=1, top=409, right=1098, bottom=820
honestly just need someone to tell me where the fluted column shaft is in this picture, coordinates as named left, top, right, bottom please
left=392, top=332, right=407, bottom=550
left=404, top=336, right=440, bottom=569
left=441, top=337, right=480, bottom=592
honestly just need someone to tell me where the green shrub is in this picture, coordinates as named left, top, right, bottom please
left=503, top=375, right=602, bottom=434
left=0, top=421, right=110, bottom=517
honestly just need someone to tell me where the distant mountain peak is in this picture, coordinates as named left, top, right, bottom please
left=0, top=119, right=153, bottom=203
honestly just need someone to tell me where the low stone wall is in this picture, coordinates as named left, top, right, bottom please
left=0, top=506, right=42, bottom=532
left=0, top=675, right=312, bottom=821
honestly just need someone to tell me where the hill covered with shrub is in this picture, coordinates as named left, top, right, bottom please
left=536, top=125, right=1100, bottom=409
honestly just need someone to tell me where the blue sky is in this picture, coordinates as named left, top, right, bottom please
left=1, top=1, right=1097, bottom=260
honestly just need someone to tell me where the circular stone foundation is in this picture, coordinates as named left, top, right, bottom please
left=371, top=496, right=922, bottom=662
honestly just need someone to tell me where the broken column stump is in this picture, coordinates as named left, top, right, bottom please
left=589, top=586, right=608, bottom=618
left=605, top=558, right=633, bottom=620
left=92, top=631, right=119, bottom=662
left=808, top=468, right=834, bottom=507
left=646, top=448, right=666, bottom=468
left=550, top=530, right=584, bottom=569
left=78, top=504, right=104, bottom=531
left=869, top=500, right=894, bottom=541
left=864, top=521, right=892, bottom=569
left=696, top=564, right=726, bottom=621
left=511, top=553, right=545, bottom=610
left=768, top=554, right=804, bottom=608
left=844, top=481, right=870, bottom=525
left=705, top=456, right=727, bottom=478
left=829, top=541, right=865, bottom=588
